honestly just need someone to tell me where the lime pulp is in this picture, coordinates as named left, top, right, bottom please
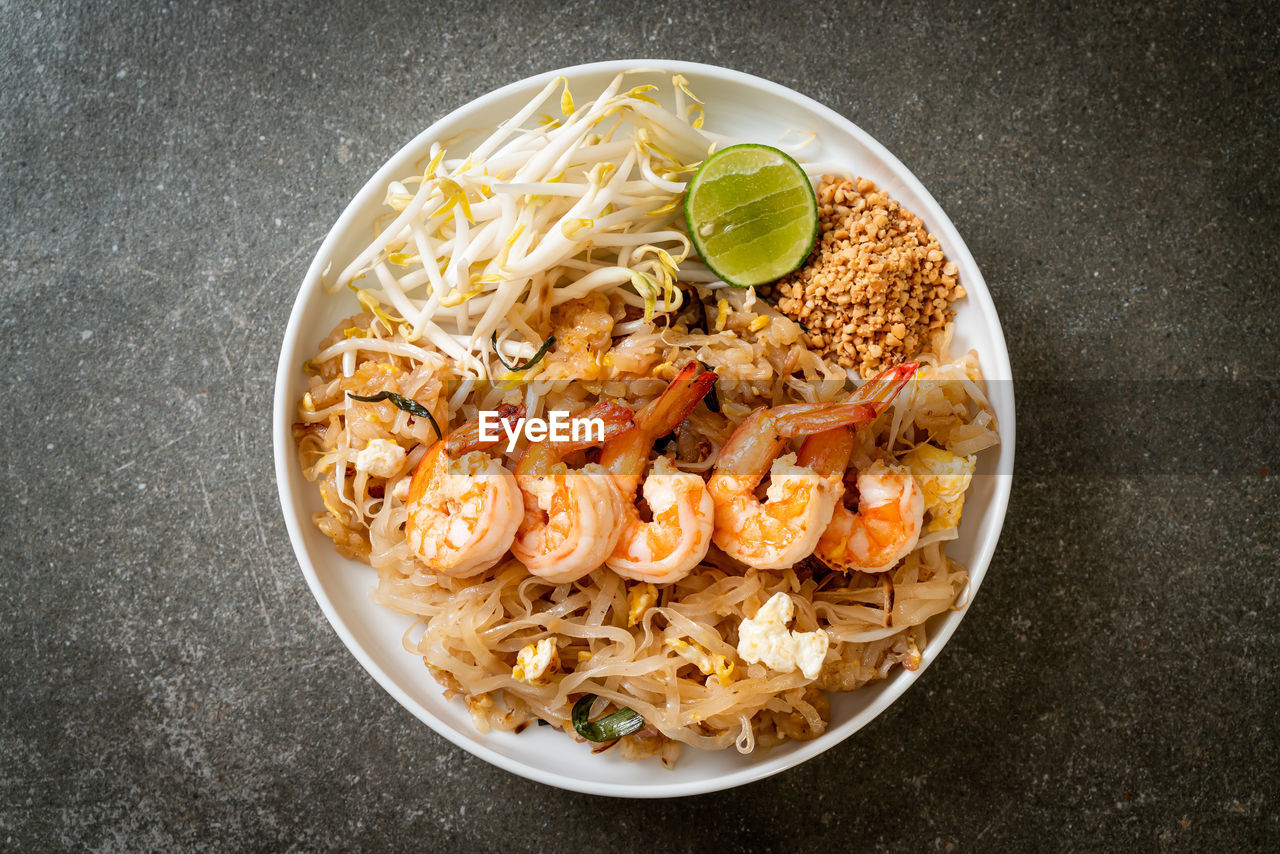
left=684, top=144, right=818, bottom=288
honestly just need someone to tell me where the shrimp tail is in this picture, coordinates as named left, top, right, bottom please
left=771, top=401, right=879, bottom=438
left=772, top=363, right=916, bottom=439
left=796, top=362, right=920, bottom=477
left=849, top=361, right=918, bottom=412
left=601, top=361, right=716, bottom=485
left=635, top=361, right=717, bottom=435
left=796, top=426, right=855, bottom=476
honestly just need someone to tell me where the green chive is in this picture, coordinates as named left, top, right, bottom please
left=347, top=391, right=441, bottom=441
left=492, top=333, right=556, bottom=372
left=571, top=694, right=645, bottom=742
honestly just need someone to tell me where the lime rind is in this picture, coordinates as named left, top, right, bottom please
left=684, top=143, right=818, bottom=288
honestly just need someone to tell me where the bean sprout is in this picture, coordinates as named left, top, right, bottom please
left=328, top=73, right=731, bottom=378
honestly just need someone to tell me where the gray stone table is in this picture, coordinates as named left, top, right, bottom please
left=2, top=0, right=1276, bottom=850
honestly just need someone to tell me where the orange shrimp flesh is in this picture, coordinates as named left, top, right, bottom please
left=512, top=399, right=635, bottom=584
left=600, top=362, right=718, bottom=584
left=797, top=362, right=926, bottom=573
left=707, top=400, right=879, bottom=570
left=406, top=404, right=525, bottom=578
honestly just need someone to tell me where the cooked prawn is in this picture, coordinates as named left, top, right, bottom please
left=600, top=362, right=717, bottom=584
left=798, top=362, right=925, bottom=573
left=405, top=404, right=525, bottom=578
left=512, top=400, right=635, bottom=583
left=707, top=400, right=878, bottom=570
left=814, top=461, right=924, bottom=573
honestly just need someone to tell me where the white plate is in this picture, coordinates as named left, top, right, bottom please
left=273, top=59, right=1016, bottom=797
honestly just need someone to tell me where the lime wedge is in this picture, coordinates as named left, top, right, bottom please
left=684, top=144, right=818, bottom=288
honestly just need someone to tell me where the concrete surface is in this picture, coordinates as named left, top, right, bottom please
left=2, top=0, right=1276, bottom=850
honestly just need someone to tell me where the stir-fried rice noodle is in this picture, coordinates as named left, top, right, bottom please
left=295, top=295, right=996, bottom=756
left=293, top=74, right=999, bottom=760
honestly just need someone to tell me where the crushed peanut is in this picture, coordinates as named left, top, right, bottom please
left=768, top=176, right=965, bottom=377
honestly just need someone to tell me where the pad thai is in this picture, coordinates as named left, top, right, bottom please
left=293, top=72, right=998, bottom=765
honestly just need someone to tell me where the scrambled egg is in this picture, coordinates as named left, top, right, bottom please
left=902, top=443, right=975, bottom=532
left=512, top=637, right=559, bottom=685
left=355, top=438, right=406, bottom=478
left=628, top=583, right=658, bottom=627
left=665, top=638, right=734, bottom=686
left=736, top=592, right=829, bottom=680
left=714, top=298, right=730, bottom=332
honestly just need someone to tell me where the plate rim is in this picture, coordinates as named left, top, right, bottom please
left=272, top=58, right=1016, bottom=798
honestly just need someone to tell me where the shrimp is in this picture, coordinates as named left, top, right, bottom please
left=405, top=404, right=525, bottom=578
left=512, top=400, right=635, bottom=583
left=813, top=461, right=924, bottom=573
left=709, top=362, right=920, bottom=571
left=599, top=362, right=717, bottom=584
left=798, top=362, right=925, bottom=573
left=707, top=400, right=878, bottom=570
